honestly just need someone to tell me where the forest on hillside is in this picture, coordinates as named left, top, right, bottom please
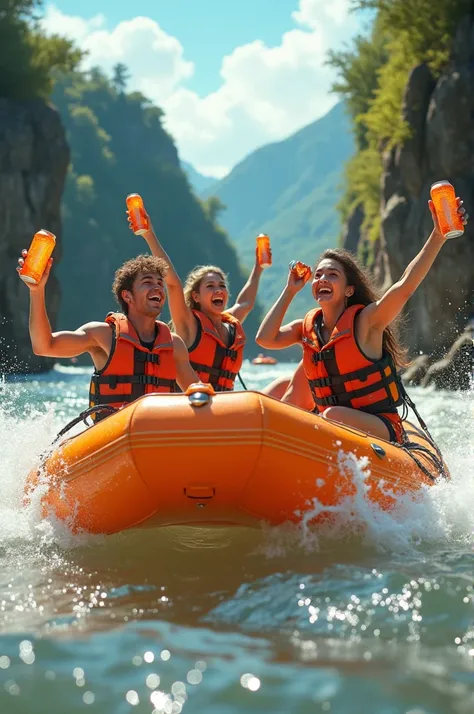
left=1, top=1, right=263, bottom=354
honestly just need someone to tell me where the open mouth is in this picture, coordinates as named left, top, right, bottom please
left=317, top=287, right=332, bottom=298
left=148, top=294, right=163, bottom=305
left=211, top=296, right=224, bottom=307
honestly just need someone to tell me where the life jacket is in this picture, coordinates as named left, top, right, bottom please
left=89, top=312, right=178, bottom=417
left=188, top=310, right=246, bottom=391
left=302, top=304, right=404, bottom=415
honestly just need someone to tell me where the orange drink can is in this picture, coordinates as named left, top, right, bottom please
left=256, top=233, right=272, bottom=268
left=126, top=193, right=150, bottom=235
left=289, top=260, right=311, bottom=280
left=19, top=229, right=56, bottom=284
left=430, top=181, right=464, bottom=239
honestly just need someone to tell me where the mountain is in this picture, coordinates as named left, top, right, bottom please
left=202, top=102, right=354, bottom=321
left=181, top=160, right=219, bottom=194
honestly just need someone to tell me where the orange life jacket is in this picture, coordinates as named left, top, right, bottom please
left=89, top=312, right=178, bottom=415
left=188, top=310, right=246, bottom=391
left=302, top=304, right=404, bottom=415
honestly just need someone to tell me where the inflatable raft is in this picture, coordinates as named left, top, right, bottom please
left=26, top=384, right=447, bottom=535
left=252, top=354, right=278, bottom=365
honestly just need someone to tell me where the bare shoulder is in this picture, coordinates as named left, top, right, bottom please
left=80, top=321, right=110, bottom=339
left=81, top=321, right=110, bottom=333
left=79, top=321, right=112, bottom=353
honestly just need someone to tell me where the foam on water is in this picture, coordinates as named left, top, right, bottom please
left=256, top=390, right=474, bottom=558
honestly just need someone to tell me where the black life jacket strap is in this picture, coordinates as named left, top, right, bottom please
left=190, top=362, right=237, bottom=383
left=92, top=373, right=177, bottom=389
left=134, top=351, right=161, bottom=364
left=310, top=343, right=403, bottom=409
left=310, top=354, right=393, bottom=388
left=192, top=322, right=239, bottom=388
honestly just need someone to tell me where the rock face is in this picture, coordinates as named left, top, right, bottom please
left=0, top=99, right=69, bottom=374
left=378, top=18, right=474, bottom=359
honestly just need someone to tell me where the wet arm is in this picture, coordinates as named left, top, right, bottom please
left=256, top=288, right=303, bottom=349
left=142, top=226, right=195, bottom=342
left=29, top=291, right=101, bottom=357
left=227, top=258, right=263, bottom=323
left=172, top=334, right=200, bottom=390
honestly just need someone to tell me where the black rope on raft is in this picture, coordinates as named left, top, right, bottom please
left=37, top=405, right=118, bottom=469
left=399, top=440, right=449, bottom=482
left=53, top=405, right=118, bottom=442
left=237, top=372, right=248, bottom=390
left=396, top=383, right=449, bottom=481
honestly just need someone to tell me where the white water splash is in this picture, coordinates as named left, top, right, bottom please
left=259, top=426, right=474, bottom=558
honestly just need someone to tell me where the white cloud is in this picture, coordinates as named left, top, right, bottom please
left=292, top=0, right=356, bottom=28
left=41, top=6, right=193, bottom=99
left=42, top=1, right=359, bottom=177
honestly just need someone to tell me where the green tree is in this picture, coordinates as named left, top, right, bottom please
left=326, top=15, right=389, bottom=149
left=112, top=63, right=130, bottom=93
left=202, top=196, right=226, bottom=224
left=354, top=0, right=471, bottom=71
left=0, top=0, right=82, bottom=99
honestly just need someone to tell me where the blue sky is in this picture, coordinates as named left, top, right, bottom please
left=42, top=1, right=367, bottom=176
left=47, top=0, right=300, bottom=95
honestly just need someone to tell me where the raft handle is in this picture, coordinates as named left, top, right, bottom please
left=186, top=382, right=215, bottom=407
left=370, top=443, right=386, bottom=459
left=184, top=486, right=215, bottom=499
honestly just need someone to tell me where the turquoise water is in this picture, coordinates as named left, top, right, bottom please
left=0, top=363, right=473, bottom=714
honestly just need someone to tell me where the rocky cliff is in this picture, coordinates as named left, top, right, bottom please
left=345, top=15, right=474, bottom=362
left=0, top=99, right=69, bottom=374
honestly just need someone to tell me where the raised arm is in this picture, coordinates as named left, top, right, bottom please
left=128, top=210, right=196, bottom=344
left=17, top=254, right=106, bottom=358
left=171, top=334, right=200, bottom=390
left=226, top=250, right=264, bottom=323
left=360, top=198, right=468, bottom=333
left=255, top=267, right=310, bottom=349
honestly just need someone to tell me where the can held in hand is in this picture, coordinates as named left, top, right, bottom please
left=430, top=181, right=464, bottom=239
left=19, top=229, right=56, bottom=285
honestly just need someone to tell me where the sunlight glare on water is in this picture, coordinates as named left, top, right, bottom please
left=0, top=362, right=473, bottom=713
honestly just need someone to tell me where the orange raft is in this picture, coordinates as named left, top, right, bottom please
left=25, top=384, right=447, bottom=535
left=252, top=353, right=278, bottom=365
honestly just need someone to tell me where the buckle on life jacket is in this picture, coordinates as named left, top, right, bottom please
left=319, top=394, right=340, bottom=407
left=314, top=376, right=332, bottom=388
left=135, top=351, right=160, bottom=364
left=224, top=348, right=238, bottom=360
left=312, top=350, right=334, bottom=364
left=134, top=375, right=161, bottom=385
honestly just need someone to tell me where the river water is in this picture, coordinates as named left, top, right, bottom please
left=0, top=362, right=473, bottom=714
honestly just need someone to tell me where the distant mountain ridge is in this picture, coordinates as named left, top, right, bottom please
left=181, top=160, right=219, bottom=194
left=202, top=102, right=355, bottom=321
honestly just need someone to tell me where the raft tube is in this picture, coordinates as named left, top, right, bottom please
left=25, top=384, right=447, bottom=535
